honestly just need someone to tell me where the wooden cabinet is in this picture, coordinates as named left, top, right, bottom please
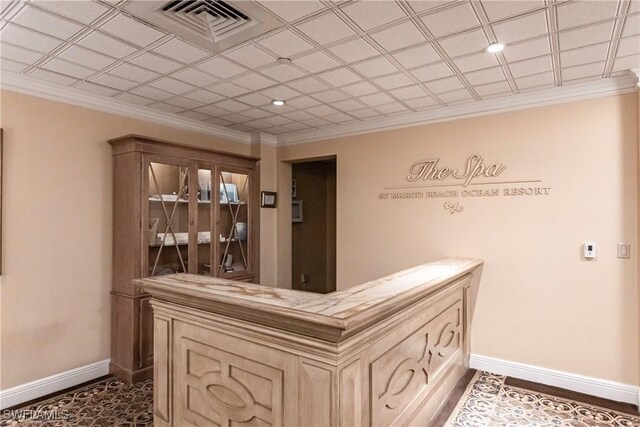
left=109, top=135, right=259, bottom=382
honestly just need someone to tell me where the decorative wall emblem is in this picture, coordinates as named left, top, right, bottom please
left=443, top=202, right=464, bottom=214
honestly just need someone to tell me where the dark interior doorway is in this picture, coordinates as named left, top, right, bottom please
left=291, top=158, right=337, bottom=294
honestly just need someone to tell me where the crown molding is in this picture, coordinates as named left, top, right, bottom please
left=0, top=72, right=252, bottom=144
left=277, top=71, right=640, bottom=146
left=251, top=132, right=278, bottom=146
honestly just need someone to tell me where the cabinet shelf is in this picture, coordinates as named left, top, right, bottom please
left=149, top=197, right=246, bottom=205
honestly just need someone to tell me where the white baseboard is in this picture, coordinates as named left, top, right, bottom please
left=0, top=359, right=110, bottom=410
left=470, top=353, right=639, bottom=406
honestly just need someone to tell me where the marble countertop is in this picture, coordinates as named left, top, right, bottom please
left=138, top=258, right=483, bottom=341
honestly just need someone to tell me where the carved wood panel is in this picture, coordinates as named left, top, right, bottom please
left=370, top=301, right=462, bottom=426
left=299, top=362, right=333, bottom=426
left=174, top=324, right=284, bottom=427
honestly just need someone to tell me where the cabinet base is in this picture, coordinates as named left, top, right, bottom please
left=109, top=362, right=153, bottom=384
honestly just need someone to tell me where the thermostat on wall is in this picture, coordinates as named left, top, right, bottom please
left=583, top=242, right=597, bottom=259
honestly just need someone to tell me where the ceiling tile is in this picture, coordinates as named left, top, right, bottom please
left=404, top=96, right=438, bottom=109
left=196, top=57, right=247, bottom=79
left=148, top=77, right=196, bottom=95
left=232, top=73, right=277, bottom=91
left=1, top=58, right=28, bottom=73
left=114, top=92, right=154, bottom=106
left=207, top=82, right=252, bottom=97
left=410, top=61, right=453, bottom=81
left=148, top=102, right=184, bottom=114
left=263, top=115, right=293, bottom=126
left=100, top=13, right=166, bottom=47
left=359, top=92, right=395, bottom=107
left=1, top=24, right=63, bottom=53
left=425, top=75, right=465, bottom=93
left=352, top=57, right=400, bottom=78
left=293, top=51, right=341, bottom=73
left=557, top=1, right=618, bottom=30
left=311, top=90, right=348, bottom=103
left=392, top=43, right=442, bottom=69
left=58, top=45, right=116, bottom=70
left=215, top=99, right=252, bottom=113
left=42, top=58, right=95, bottom=79
left=284, top=110, right=316, bottom=121
left=327, top=38, right=381, bottom=63
left=32, top=0, right=110, bottom=24
left=318, top=67, right=361, bottom=86
left=509, top=55, right=553, bottom=77
left=110, top=63, right=160, bottom=83
left=324, top=112, right=354, bottom=123
left=152, top=38, right=210, bottom=64
left=130, top=85, right=174, bottom=100
left=259, top=64, right=306, bottom=83
left=372, top=72, right=415, bottom=90
left=260, top=85, right=301, bottom=100
left=240, top=108, right=273, bottom=119
left=341, top=1, right=407, bottom=31
left=481, top=1, right=545, bottom=22
left=164, top=96, right=205, bottom=110
left=474, top=80, right=513, bottom=98
left=296, top=12, right=356, bottom=45
left=236, top=92, right=272, bottom=106
left=178, top=111, right=210, bottom=121
left=464, top=66, right=505, bottom=85
left=421, top=3, right=480, bottom=37
left=184, top=90, right=225, bottom=104
left=1, top=42, right=44, bottom=64
left=408, top=1, right=456, bottom=14
left=492, top=11, right=548, bottom=44
left=389, top=84, right=428, bottom=99
left=171, top=68, right=218, bottom=87
left=305, top=117, right=332, bottom=127
left=558, top=21, right=614, bottom=50
left=129, top=52, right=182, bottom=73
left=286, top=96, right=322, bottom=109
left=259, top=1, right=325, bottom=22
left=617, top=35, right=640, bottom=57
left=438, top=29, right=489, bottom=57
left=332, top=99, right=365, bottom=112
left=195, top=104, right=230, bottom=116
left=76, top=31, right=138, bottom=58
left=306, top=104, right=341, bottom=117
left=243, top=119, right=271, bottom=130
left=282, top=122, right=311, bottom=131
left=76, top=81, right=120, bottom=97
left=453, top=51, right=500, bottom=72
left=13, top=5, right=83, bottom=39
left=375, top=102, right=409, bottom=114
left=29, top=68, right=77, bottom=85
left=612, top=54, right=640, bottom=72
left=286, top=77, right=330, bottom=94
left=341, top=81, right=379, bottom=96
left=502, top=37, right=550, bottom=62
left=438, top=88, right=474, bottom=104
left=562, top=61, right=605, bottom=81
left=206, top=117, right=234, bottom=127
left=560, top=43, right=609, bottom=68
left=349, top=108, right=380, bottom=119
left=224, top=45, right=275, bottom=68
left=370, top=21, right=426, bottom=51
left=257, top=29, right=314, bottom=57
left=622, top=13, right=640, bottom=38
left=515, top=70, right=554, bottom=89
left=91, top=73, right=139, bottom=90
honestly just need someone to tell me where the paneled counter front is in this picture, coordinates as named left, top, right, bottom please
left=138, top=258, right=483, bottom=427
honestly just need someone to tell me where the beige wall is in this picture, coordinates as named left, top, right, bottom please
left=0, top=90, right=255, bottom=389
left=279, top=93, right=639, bottom=385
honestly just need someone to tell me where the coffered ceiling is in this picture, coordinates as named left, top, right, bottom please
left=1, top=0, right=639, bottom=142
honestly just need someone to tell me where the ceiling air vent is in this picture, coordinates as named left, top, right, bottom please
left=123, top=0, right=283, bottom=53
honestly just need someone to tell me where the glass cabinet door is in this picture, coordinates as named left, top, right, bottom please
left=196, top=167, right=213, bottom=276
left=146, top=161, right=191, bottom=276
left=217, top=168, right=251, bottom=278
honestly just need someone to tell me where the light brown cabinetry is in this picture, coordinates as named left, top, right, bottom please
left=109, top=135, right=259, bottom=382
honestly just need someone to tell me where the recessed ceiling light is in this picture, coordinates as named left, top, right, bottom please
left=486, top=42, right=505, bottom=53
left=272, top=100, right=286, bottom=106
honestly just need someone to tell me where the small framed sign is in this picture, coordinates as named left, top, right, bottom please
left=261, top=191, right=277, bottom=208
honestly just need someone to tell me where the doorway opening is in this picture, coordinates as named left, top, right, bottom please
left=291, top=158, right=337, bottom=294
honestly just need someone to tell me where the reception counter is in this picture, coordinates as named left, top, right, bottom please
left=138, top=258, right=483, bottom=427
